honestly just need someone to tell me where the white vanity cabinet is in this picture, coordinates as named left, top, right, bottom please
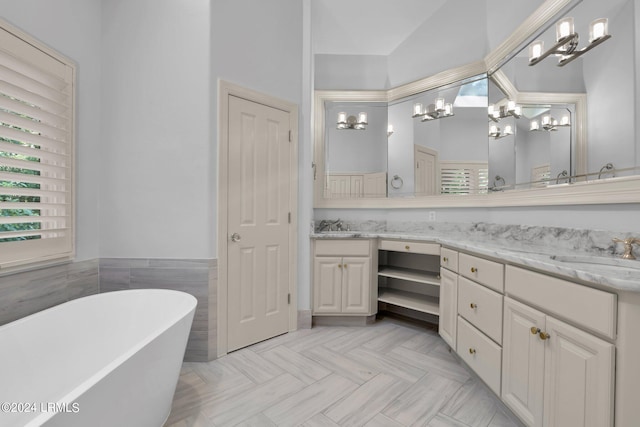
left=312, top=239, right=377, bottom=315
left=438, top=247, right=459, bottom=350
left=502, top=267, right=616, bottom=427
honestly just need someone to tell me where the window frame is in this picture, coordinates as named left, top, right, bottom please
left=0, top=18, right=76, bottom=271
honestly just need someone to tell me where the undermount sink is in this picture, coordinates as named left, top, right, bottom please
left=550, top=255, right=640, bottom=270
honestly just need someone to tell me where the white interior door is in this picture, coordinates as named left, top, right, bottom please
left=227, top=95, right=291, bottom=352
left=414, top=145, right=438, bottom=195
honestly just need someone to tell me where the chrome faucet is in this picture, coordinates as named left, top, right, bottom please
left=317, top=219, right=342, bottom=232
left=612, top=237, right=640, bottom=260
left=598, top=163, right=615, bottom=179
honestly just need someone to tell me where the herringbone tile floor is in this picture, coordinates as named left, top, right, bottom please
left=165, top=315, right=524, bottom=427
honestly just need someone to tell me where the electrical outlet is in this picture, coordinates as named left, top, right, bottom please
left=428, top=211, right=436, bottom=221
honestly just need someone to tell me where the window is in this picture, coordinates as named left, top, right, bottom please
left=440, top=161, right=489, bottom=195
left=0, top=21, right=75, bottom=269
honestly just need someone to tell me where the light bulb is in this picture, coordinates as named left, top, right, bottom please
left=561, top=115, right=571, bottom=126
left=529, top=41, right=544, bottom=62
left=358, top=112, right=367, bottom=124
left=556, top=17, right=574, bottom=41
left=530, top=120, right=539, bottom=131
left=413, top=103, right=423, bottom=117
left=337, top=112, right=347, bottom=124
left=590, top=18, right=608, bottom=43
left=444, top=103, right=453, bottom=116
left=435, top=98, right=445, bottom=111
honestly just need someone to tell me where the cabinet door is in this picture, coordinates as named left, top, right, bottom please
left=438, top=267, right=458, bottom=350
left=341, top=257, right=370, bottom=314
left=313, top=257, right=342, bottom=313
left=502, top=297, right=546, bottom=427
left=543, top=316, right=614, bottom=427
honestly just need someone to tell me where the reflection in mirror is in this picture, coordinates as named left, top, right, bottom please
left=388, top=75, right=489, bottom=197
left=487, top=77, right=574, bottom=191
left=497, top=0, right=639, bottom=183
left=324, top=101, right=388, bottom=198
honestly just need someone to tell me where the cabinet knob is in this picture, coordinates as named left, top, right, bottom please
left=470, top=303, right=477, bottom=309
left=405, top=245, right=410, bottom=250
left=338, top=264, right=343, bottom=269
left=469, top=348, right=476, bottom=354
left=443, top=257, right=448, bottom=262
left=531, top=327, right=541, bottom=335
left=343, top=264, right=348, bottom=268
left=471, top=267, right=478, bottom=273
left=539, top=331, right=551, bottom=341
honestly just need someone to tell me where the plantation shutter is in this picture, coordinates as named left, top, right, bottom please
left=440, top=162, right=489, bottom=195
left=0, top=24, right=74, bottom=269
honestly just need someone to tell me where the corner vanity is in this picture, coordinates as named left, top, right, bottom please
left=310, top=231, right=640, bottom=427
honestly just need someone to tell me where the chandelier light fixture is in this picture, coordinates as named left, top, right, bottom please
left=488, top=101, right=521, bottom=122
left=412, top=98, right=454, bottom=122
left=528, top=17, right=611, bottom=67
left=488, top=124, right=513, bottom=139
left=529, top=114, right=571, bottom=132
left=337, top=112, right=367, bottom=130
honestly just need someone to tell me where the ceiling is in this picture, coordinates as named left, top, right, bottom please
left=311, top=0, right=448, bottom=56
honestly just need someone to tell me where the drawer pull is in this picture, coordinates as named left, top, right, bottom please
left=344, top=264, right=348, bottom=268
left=405, top=245, right=410, bottom=250
left=539, top=331, right=551, bottom=341
left=443, top=257, right=448, bottom=262
left=338, top=264, right=343, bottom=269
left=471, top=267, right=478, bottom=273
left=470, top=303, right=477, bottom=309
left=469, top=348, right=476, bottom=355
left=531, top=327, right=541, bottom=335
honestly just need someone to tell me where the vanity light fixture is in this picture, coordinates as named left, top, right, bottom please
left=337, top=111, right=367, bottom=130
left=387, top=124, right=394, bottom=137
left=488, top=124, right=513, bottom=139
left=529, top=114, right=571, bottom=132
left=528, top=17, right=611, bottom=67
left=488, top=101, right=521, bottom=122
left=412, top=98, right=454, bottom=122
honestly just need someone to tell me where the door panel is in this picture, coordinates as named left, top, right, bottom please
left=313, top=257, right=342, bottom=313
left=341, top=257, right=370, bottom=313
left=228, top=95, right=291, bottom=352
left=543, top=316, right=614, bottom=427
left=502, top=297, right=546, bottom=427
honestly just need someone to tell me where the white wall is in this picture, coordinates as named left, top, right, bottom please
left=99, top=0, right=212, bottom=258
left=0, top=0, right=102, bottom=261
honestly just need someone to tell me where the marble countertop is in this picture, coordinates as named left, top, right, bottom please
left=311, top=231, right=640, bottom=293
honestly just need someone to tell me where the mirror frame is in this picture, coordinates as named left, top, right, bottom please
left=313, top=0, right=640, bottom=208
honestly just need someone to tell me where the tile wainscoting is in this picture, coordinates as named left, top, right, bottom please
left=99, top=258, right=218, bottom=362
left=0, top=259, right=99, bottom=326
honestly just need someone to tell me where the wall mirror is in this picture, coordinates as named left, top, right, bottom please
left=313, top=0, right=640, bottom=208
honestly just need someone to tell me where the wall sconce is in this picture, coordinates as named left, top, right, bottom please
left=488, top=101, right=521, bottom=122
left=529, top=114, right=571, bottom=131
left=528, top=17, right=611, bottom=67
left=387, top=124, right=394, bottom=137
left=337, top=112, right=367, bottom=130
left=412, top=98, right=454, bottom=122
left=488, top=124, right=513, bottom=139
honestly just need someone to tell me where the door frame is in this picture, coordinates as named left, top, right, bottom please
left=218, top=80, right=299, bottom=357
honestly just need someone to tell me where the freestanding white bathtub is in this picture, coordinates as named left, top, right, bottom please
left=0, top=289, right=196, bottom=427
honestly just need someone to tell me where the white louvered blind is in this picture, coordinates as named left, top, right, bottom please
left=0, top=24, right=74, bottom=269
left=440, top=161, right=489, bottom=195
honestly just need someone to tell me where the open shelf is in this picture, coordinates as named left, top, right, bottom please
left=378, top=266, right=440, bottom=286
left=378, top=287, right=439, bottom=316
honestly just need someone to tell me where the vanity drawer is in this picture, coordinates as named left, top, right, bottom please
left=457, top=316, right=502, bottom=395
left=458, top=277, right=503, bottom=344
left=314, top=239, right=370, bottom=257
left=378, top=239, right=440, bottom=255
left=459, top=253, right=504, bottom=293
left=505, top=266, right=617, bottom=339
left=440, top=247, right=459, bottom=272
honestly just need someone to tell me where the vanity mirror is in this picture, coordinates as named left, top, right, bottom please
left=313, top=0, right=640, bottom=208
